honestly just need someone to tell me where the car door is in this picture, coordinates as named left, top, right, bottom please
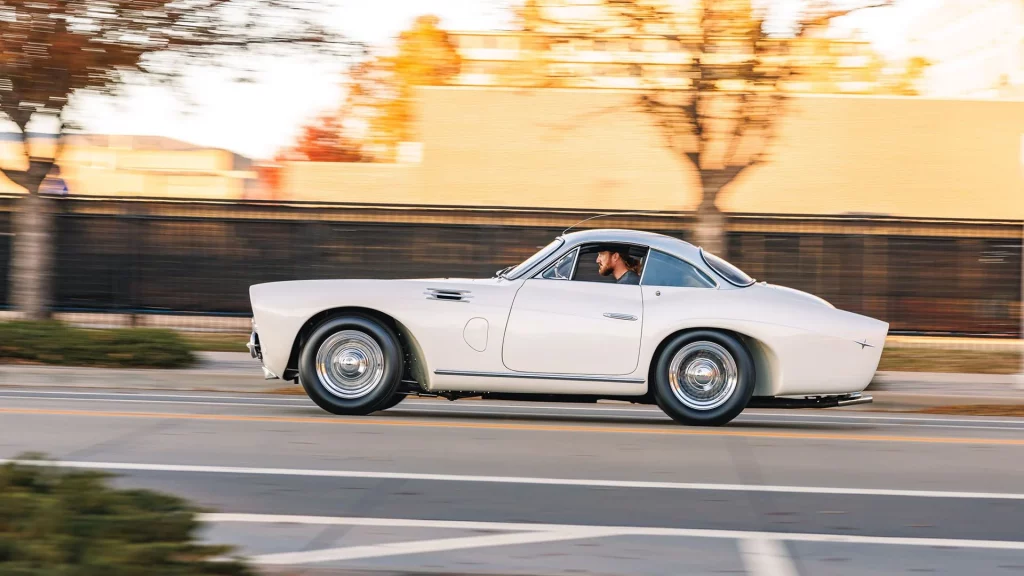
left=501, top=244, right=645, bottom=376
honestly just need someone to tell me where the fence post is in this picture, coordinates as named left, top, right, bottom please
left=862, top=235, right=888, bottom=325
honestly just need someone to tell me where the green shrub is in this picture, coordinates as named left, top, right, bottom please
left=0, top=321, right=197, bottom=369
left=0, top=454, right=252, bottom=575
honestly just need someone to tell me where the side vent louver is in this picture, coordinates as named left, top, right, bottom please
left=425, top=288, right=472, bottom=303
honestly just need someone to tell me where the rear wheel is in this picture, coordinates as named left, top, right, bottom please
left=298, top=315, right=403, bottom=415
left=653, top=330, right=755, bottom=426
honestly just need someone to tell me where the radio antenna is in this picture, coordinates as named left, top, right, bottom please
left=562, top=211, right=666, bottom=236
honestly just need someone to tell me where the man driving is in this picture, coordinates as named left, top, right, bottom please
left=596, top=244, right=641, bottom=285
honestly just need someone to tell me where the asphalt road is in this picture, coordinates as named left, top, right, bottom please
left=3, top=388, right=1024, bottom=576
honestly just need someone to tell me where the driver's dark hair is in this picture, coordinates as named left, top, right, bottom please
left=598, top=243, right=642, bottom=274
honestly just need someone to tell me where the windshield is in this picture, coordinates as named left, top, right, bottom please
left=505, top=238, right=564, bottom=279
left=700, top=249, right=755, bottom=287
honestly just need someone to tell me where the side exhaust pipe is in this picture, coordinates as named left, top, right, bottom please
left=837, top=393, right=873, bottom=407
left=747, top=392, right=873, bottom=409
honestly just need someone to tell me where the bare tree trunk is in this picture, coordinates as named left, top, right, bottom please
left=9, top=192, right=55, bottom=320
left=693, top=175, right=727, bottom=258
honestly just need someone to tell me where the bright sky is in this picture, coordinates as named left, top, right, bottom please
left=66, top=0, right=930, bottom=161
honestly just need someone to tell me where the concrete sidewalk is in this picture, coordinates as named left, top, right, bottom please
left=2, top=352, right=1023, bottom=412
left=0, top=352, right=286, bottom=394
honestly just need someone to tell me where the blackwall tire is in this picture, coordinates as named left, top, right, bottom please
left=298, top=315, right=402, bottom=416
left=376, top=392, right=407, bottom=411
left=653, top=330, right=755, bottom=427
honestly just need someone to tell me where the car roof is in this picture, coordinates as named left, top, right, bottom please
left=560, top=228, right=702, bottom=259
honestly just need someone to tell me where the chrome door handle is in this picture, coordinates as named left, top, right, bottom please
left=604, top=313, right=637, bottom=321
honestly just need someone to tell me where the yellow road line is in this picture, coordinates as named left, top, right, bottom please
left=1, top=407, right=1023, bottom=446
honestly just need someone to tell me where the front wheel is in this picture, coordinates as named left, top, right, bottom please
left=653, top=330, right=755, bottom=426
left=376, top=392, right=407, bottom=411
left=298, top=315, right=403, bottom=416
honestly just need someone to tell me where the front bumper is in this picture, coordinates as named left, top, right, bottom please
left=247, top=330, right=261, bottom=360
left=248, top=322, right=279, bottom=380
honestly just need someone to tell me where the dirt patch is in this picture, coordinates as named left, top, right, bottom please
left=267, top=386, right=307, bottom=396
left=879, top=348, right=1021, bottom=375
left=181, top=332, right=250, bottom=352
left=914, top=404, right=1024, bottom=417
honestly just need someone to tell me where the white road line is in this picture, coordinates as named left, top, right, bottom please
left=6, top=459, right=1024, bottom=500
left=205, top=513, right=579, bottom=532
left=204, top=513, right=1024, bottom=552
left=249, top=529, right=609, bottom=566
left=739, top=538, right=799, bottom=576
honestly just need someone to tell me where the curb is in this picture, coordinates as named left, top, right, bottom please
left=0, top=364, right=289, bottom=394
left=862, top=392, right=1024, bottom=411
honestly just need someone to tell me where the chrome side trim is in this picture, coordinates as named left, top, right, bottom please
left=603, top=312, right=638, bottom=321
left=434, top=369, right=645, bottom=384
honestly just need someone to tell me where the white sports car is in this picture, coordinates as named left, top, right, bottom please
left=248, top=228, right=888, bottom=426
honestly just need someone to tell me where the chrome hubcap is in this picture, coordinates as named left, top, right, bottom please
left=668, top=342, right=738, bottom=411
left=315, top=331, right=385, bottom=399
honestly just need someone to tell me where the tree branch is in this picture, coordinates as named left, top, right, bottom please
left=50, top=116, right=68, bottom=168
left=0, top=166, right=26, bottom=189
left=796, top=1, right=893, bottom=37
left=165, top=36, right=363, bottom=49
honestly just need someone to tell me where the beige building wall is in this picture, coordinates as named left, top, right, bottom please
left=724, top=95, right=1024, bottom=218
left=0, top=138, right=253, bottom=199
left=418, top=87, right=686, bottom=211
left=415, top=86, right=1024, bottom=220
left=4, top=89, right=1022, bottom=220
left=280, top=162, right=423, bottom=203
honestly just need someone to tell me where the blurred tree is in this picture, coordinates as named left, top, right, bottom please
left=868, top=54, right=929, bottom=96
left=255, top=110, right=369, bottom=198
left=0, top=0, right=355, bottom=320
left=291, top=113, right=369, bottom=162
left=517, top=0, right=891, bottom=257
left=353, top=14, right=462, bottom=161
left=265, top=14, right=460, bottom=165
left=892, top=56, right=931, bottom=96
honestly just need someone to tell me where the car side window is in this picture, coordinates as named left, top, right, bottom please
left=641, top=250, right=716, bottom=288
left=539, top=249, right=578, bottom=280
left=571, top=244, right=648, bottom=284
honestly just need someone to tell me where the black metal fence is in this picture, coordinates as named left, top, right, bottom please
left=1, top=196, right=1021, bottom=336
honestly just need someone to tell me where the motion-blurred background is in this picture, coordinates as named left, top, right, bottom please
left=1, top=0, right=1022, bottom=339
